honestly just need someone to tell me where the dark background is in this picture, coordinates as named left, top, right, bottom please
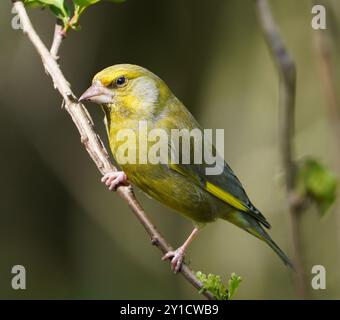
left=0, top=0, right=339, bottom=299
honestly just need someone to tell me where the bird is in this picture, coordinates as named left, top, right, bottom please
left=79, top=64, right=293, bottom=272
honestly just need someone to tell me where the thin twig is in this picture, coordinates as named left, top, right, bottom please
left=12, top=0, right=214, bottom=300
left=254, top=0, right=308, bottom=299
left=50, top=21, right=64, bottom=61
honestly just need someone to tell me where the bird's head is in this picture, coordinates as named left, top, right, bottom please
left=79, top=64, right=171, bottom=118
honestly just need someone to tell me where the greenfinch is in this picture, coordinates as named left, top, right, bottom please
left=79, top=64, right=293, bottom=272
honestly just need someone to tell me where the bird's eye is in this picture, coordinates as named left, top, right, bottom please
left=116, top=76, right=127, bottom=87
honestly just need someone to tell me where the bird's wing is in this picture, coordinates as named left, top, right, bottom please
left=157, top=99, right=271, bottom=228
left=169, top=157, right=271, bottom=229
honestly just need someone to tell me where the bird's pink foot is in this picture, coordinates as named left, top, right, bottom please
left=101, top=171, right=128, bottom=191
left=162, top=247, right=185, bottom=273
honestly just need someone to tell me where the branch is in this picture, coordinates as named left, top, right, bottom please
left=50, top=22, right=64, bottom=61
left=254, top=0, right=308, bottom=299
left=12, top=0, right=214, bottom=300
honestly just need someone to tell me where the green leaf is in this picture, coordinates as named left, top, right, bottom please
left=73, top=0, right=101, bottom=5
left=297, top=158, right=337, bottom=216
left=25, top=0, right=67, bottom=13
left=73, top=0, right=101, bottom=14
left=24, top=0, right=70, bottom=25
left=196, top=271, right=228, bottom=300
left=196, top=271, right=242, bottom=300
left=45, top=0, right=69, bottom=17
left=25, top=0, right=126, bottom=31
left=227, top=272, right=242, bottom=300
left=50, top=8, right=69, bottom=27
left=73, top=0, right=125, bottom=16
left=24, top=0, right=46, bottom=7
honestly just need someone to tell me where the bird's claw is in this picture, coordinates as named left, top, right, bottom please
left=101, top=171, right=128, bottom=191
left=162, top=248, right=185, bottom=273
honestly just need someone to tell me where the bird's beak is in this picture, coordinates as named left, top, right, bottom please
left=79, top=80, right=114, bottom=104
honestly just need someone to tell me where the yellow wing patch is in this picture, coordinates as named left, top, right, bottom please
left=170, top=163, right=248, bottom=212
left=205, top=182, right=247, bottom=212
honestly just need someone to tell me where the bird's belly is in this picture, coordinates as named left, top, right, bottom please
left=108, top=119, right=230, bottom=223
left=120, top=163, right=223, bottom=223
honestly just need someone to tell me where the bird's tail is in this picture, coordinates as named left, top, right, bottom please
left=258, top=228, right=295, bottom=270
left=222, top=211, right=294, bottom=270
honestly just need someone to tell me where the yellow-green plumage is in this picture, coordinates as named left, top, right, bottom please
left=87, top=64, right=293, bottom=269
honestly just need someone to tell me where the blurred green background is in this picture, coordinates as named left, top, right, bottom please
left=0, top=0, right=339, bottom=299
